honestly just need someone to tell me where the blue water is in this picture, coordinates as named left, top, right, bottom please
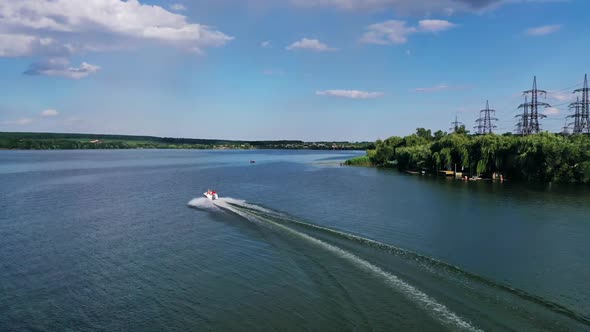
left=1, top=150, right=589, bottom=331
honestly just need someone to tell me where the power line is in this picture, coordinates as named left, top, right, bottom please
left=446, top=77, right=588, bottom=135
left=550, top=81, right=584, bottom=93
left=551, top=101, right=574, bottom=108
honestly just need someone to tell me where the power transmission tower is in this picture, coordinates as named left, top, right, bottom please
left=515, top=96, right=530, bottom=136
left=518, top=76, right=550, bottom=135
left=450, top=114, right=463, bottom=133
left=568, top=96, right=583, bottom=134
left=515, top=119, right=524, bottom=135
left=474, top=100, right=498, bottom=134
left=561, top=119, right=570, bottom=135
left=571, top=74, right=590, bottom=134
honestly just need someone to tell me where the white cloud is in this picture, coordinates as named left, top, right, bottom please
left=361, top=19, right=455, bottom=45
left=0, top=34, right=41, bottom=57
left=418, top=19, right=456, bottom=32
left=0, top=0, right=232, bottom=57
left=525, top=24, right=561, bottom=36
left=290, top=0, right=506, bottom=14
left=414, top=84, right=450, bottom=92
left=261, top=40, right=272, bottom=48
left=41, top=109, right=59, bottom=117
left=0, top=34, right=72, bottom=57
left=316, top=90, right=384, bottom=99
left=286, top=38, right=336, bottom=51
left=24, top=58, right=100, bottom=79
left=361, top=20, right=416, bottom=45
left=170, top=3, right=187, bottom=11
left=544, top=107, right=560, bottom=116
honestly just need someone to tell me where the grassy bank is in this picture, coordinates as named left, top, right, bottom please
left=344, top=156, right=373, bottom=166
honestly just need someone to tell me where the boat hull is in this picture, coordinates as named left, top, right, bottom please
left=204, top=193, right=218, bottom=200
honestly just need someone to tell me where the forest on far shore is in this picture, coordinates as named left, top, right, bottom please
left=0, top=132, right=373, bottom=151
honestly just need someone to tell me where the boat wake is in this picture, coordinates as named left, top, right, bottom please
left=188, top=197, right=274, bottom=213
left=187, top=197, right=220, bottom=211
left=187, top=197, right=590, bottom=330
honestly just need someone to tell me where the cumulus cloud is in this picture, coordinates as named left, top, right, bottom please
left=414, top=84, right=451, bottom=92
left=0, top=0, right=233, bottom=75
left=316, top=90, right=384, bottom=99
left=286, top=38, right=336, bottom=51
left=525, top=24, right=561, bottom=36
left=24, top=58, right=100, bottom=79
left=0, top=1, right=232, bottom=49
left=261, top=40, right=272, bottom=48
left=361, top=19, right=455, bottom=45
left=170, top=3, right=187, bottom=11
left=0, top=34, right=73, bottom=57
left=41, top=109, right=59, bottom=117
left=418, top=20, right=457, bottom=32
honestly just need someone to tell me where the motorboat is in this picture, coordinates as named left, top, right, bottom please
left=204, top=189, right=218, bottom=200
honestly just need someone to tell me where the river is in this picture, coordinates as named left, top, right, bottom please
left=1, top=150, right=589, bottom=331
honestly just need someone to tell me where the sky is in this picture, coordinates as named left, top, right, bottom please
left=0, top=0, right=589, bottom=141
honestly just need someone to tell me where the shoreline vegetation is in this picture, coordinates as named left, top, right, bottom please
left=345, top=128, right=590, bottom=184
left=0, top=132, right=373, bottom=151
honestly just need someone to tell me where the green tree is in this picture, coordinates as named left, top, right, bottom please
left=415, top=128, right=433, bottom=141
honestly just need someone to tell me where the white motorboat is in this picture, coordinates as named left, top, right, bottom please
left=204, top=189, right=218, bottom=200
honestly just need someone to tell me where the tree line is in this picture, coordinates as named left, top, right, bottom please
left=0, top=132, right=372, bottom=151
left=346, top=128, right=590, bottom=183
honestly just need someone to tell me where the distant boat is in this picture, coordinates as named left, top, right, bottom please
left=250, top=160, right=256, bottom=164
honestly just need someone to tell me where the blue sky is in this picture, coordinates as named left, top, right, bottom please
left=0, top=0, right=588, bottom=141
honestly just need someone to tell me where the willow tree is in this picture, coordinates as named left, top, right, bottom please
left=430, top=133, right=470, bottom=171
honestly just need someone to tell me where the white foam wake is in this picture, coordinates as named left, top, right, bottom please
left=187, top=197, right=220, bottom=211
left=216, top=200, right=481, bottom=332
left=188, top=196, right=274, bottom=214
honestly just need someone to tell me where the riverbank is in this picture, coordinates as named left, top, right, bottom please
left=343, top=155, right=372, bottom=166
left=345, top=129, right=590, bottom=184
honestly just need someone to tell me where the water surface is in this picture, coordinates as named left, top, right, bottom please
left=1, top=150, right=589, bottom=331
